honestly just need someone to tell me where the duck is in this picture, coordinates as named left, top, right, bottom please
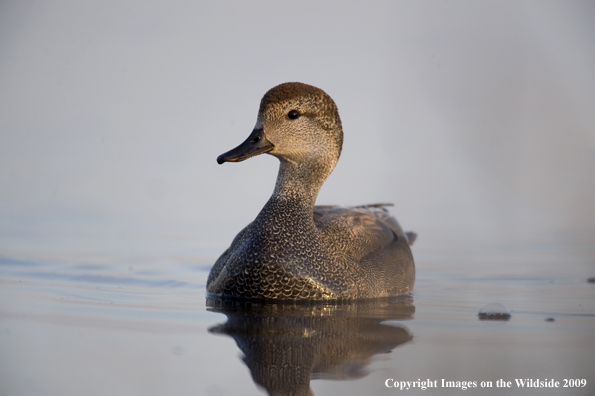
left=207, top=82, right=416, bottom=300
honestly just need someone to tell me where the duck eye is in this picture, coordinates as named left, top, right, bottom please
left=287, top=110, right=300, bottom=120
left=250, top=135, right=261, bottom=143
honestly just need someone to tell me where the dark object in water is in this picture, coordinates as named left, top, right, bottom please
left=545, top=317, right=555, bottom=322
left=478, top=303, right=511, bottom=320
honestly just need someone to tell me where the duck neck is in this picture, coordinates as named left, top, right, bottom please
left=270, top=157, right=334, bottom=210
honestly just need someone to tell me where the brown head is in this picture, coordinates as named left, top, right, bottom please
left=217, top=83, right=343, bottom=173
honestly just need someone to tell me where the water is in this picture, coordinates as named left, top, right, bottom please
left=1, top=245, right=593, bottom=396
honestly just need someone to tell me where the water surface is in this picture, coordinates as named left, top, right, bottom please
left=1, top=245, right=593, bottom=396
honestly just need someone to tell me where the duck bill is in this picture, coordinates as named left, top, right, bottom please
left=217, top=128, right=274, bottom=164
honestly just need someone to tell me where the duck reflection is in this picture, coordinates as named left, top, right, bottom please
left=207, top=296, right=414, bottom=396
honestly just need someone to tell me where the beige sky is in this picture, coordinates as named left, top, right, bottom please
left=0, top=1, right=594, bottom=256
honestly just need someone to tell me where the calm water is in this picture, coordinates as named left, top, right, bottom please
left=1, top=246, right=594, bottom=396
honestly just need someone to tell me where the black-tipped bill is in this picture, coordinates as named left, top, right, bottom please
left=216, top=128, right=274, bottom=164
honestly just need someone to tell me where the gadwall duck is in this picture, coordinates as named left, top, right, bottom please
left=207, top=82, right=416, bottom=300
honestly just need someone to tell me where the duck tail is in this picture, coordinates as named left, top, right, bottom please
left=405, top=232, right=417, bottom=246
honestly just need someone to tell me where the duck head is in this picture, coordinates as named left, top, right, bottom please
left=217, top=82, right=343, bottom=179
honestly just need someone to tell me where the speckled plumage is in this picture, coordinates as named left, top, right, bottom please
left=207, top=82, right=415, bottom=300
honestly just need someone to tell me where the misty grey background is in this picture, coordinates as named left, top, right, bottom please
left=1, top=1, right=594, bottom=259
